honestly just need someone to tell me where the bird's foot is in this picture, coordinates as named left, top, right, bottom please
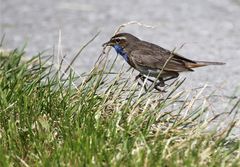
left=135, top=74, right=168, bottom=93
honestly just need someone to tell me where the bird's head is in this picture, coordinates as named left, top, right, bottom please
left=102, top=33, right=140, bottom=49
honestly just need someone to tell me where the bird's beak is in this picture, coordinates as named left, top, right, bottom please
left=102, top=40, right=113, bottom=47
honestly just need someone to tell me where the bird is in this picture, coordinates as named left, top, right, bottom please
left=102, top=33, right=225, bottom=89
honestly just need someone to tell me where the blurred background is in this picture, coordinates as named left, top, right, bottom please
left=0, top=0, right=240, bottom=94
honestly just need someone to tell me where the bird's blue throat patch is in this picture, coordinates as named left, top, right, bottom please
left=113, top=44, right=129, bottom=62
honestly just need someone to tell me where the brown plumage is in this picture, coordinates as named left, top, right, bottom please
left=103, top=33, right=225, bottom=87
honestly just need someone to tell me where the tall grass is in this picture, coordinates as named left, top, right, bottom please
left=0, top=37, right=239, bottom=166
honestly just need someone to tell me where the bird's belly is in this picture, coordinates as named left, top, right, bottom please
left=137, top=68, right=164, bottom=78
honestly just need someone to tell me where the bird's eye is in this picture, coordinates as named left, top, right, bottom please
left=115, top=39, right=120, bottom=43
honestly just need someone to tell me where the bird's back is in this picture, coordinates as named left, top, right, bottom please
left=127, top=40, right=195, bottom=72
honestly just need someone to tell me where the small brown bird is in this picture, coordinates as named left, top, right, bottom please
left=103, top=33, right=225, bottom=88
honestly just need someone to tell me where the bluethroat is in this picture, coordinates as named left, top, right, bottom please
left=103, top=33, right=225, bottom=89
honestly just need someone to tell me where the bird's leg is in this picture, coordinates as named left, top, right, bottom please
left=135, top=74, right=157, bottom=84
left=136, top=75, right=166, bottom=92
left=154, top=73, right=180, bottom=91
left=137, top=74, right=155, bottom=83
left=153, top=85, right=165, bottom=92
left=157, top=78, right=165, bottom=87
left=139, top=75, right=164, bottom=92
left=135, top=74, right=168, bottom=92
left=136, top=74, right=164, bottom=92
left=135, top=73, right=142, bottom=81
left=135, top=74, right=148, bottom=91
left=163, top=74, right=179, bottom=82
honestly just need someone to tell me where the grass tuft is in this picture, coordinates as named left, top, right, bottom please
left=0, top=38, right=239, bottom=166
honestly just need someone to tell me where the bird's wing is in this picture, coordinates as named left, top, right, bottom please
left=130, top=49, right=194, bottom=72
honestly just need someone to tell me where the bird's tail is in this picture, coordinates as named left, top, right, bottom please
left=185, top=61, right=225, bottom=68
